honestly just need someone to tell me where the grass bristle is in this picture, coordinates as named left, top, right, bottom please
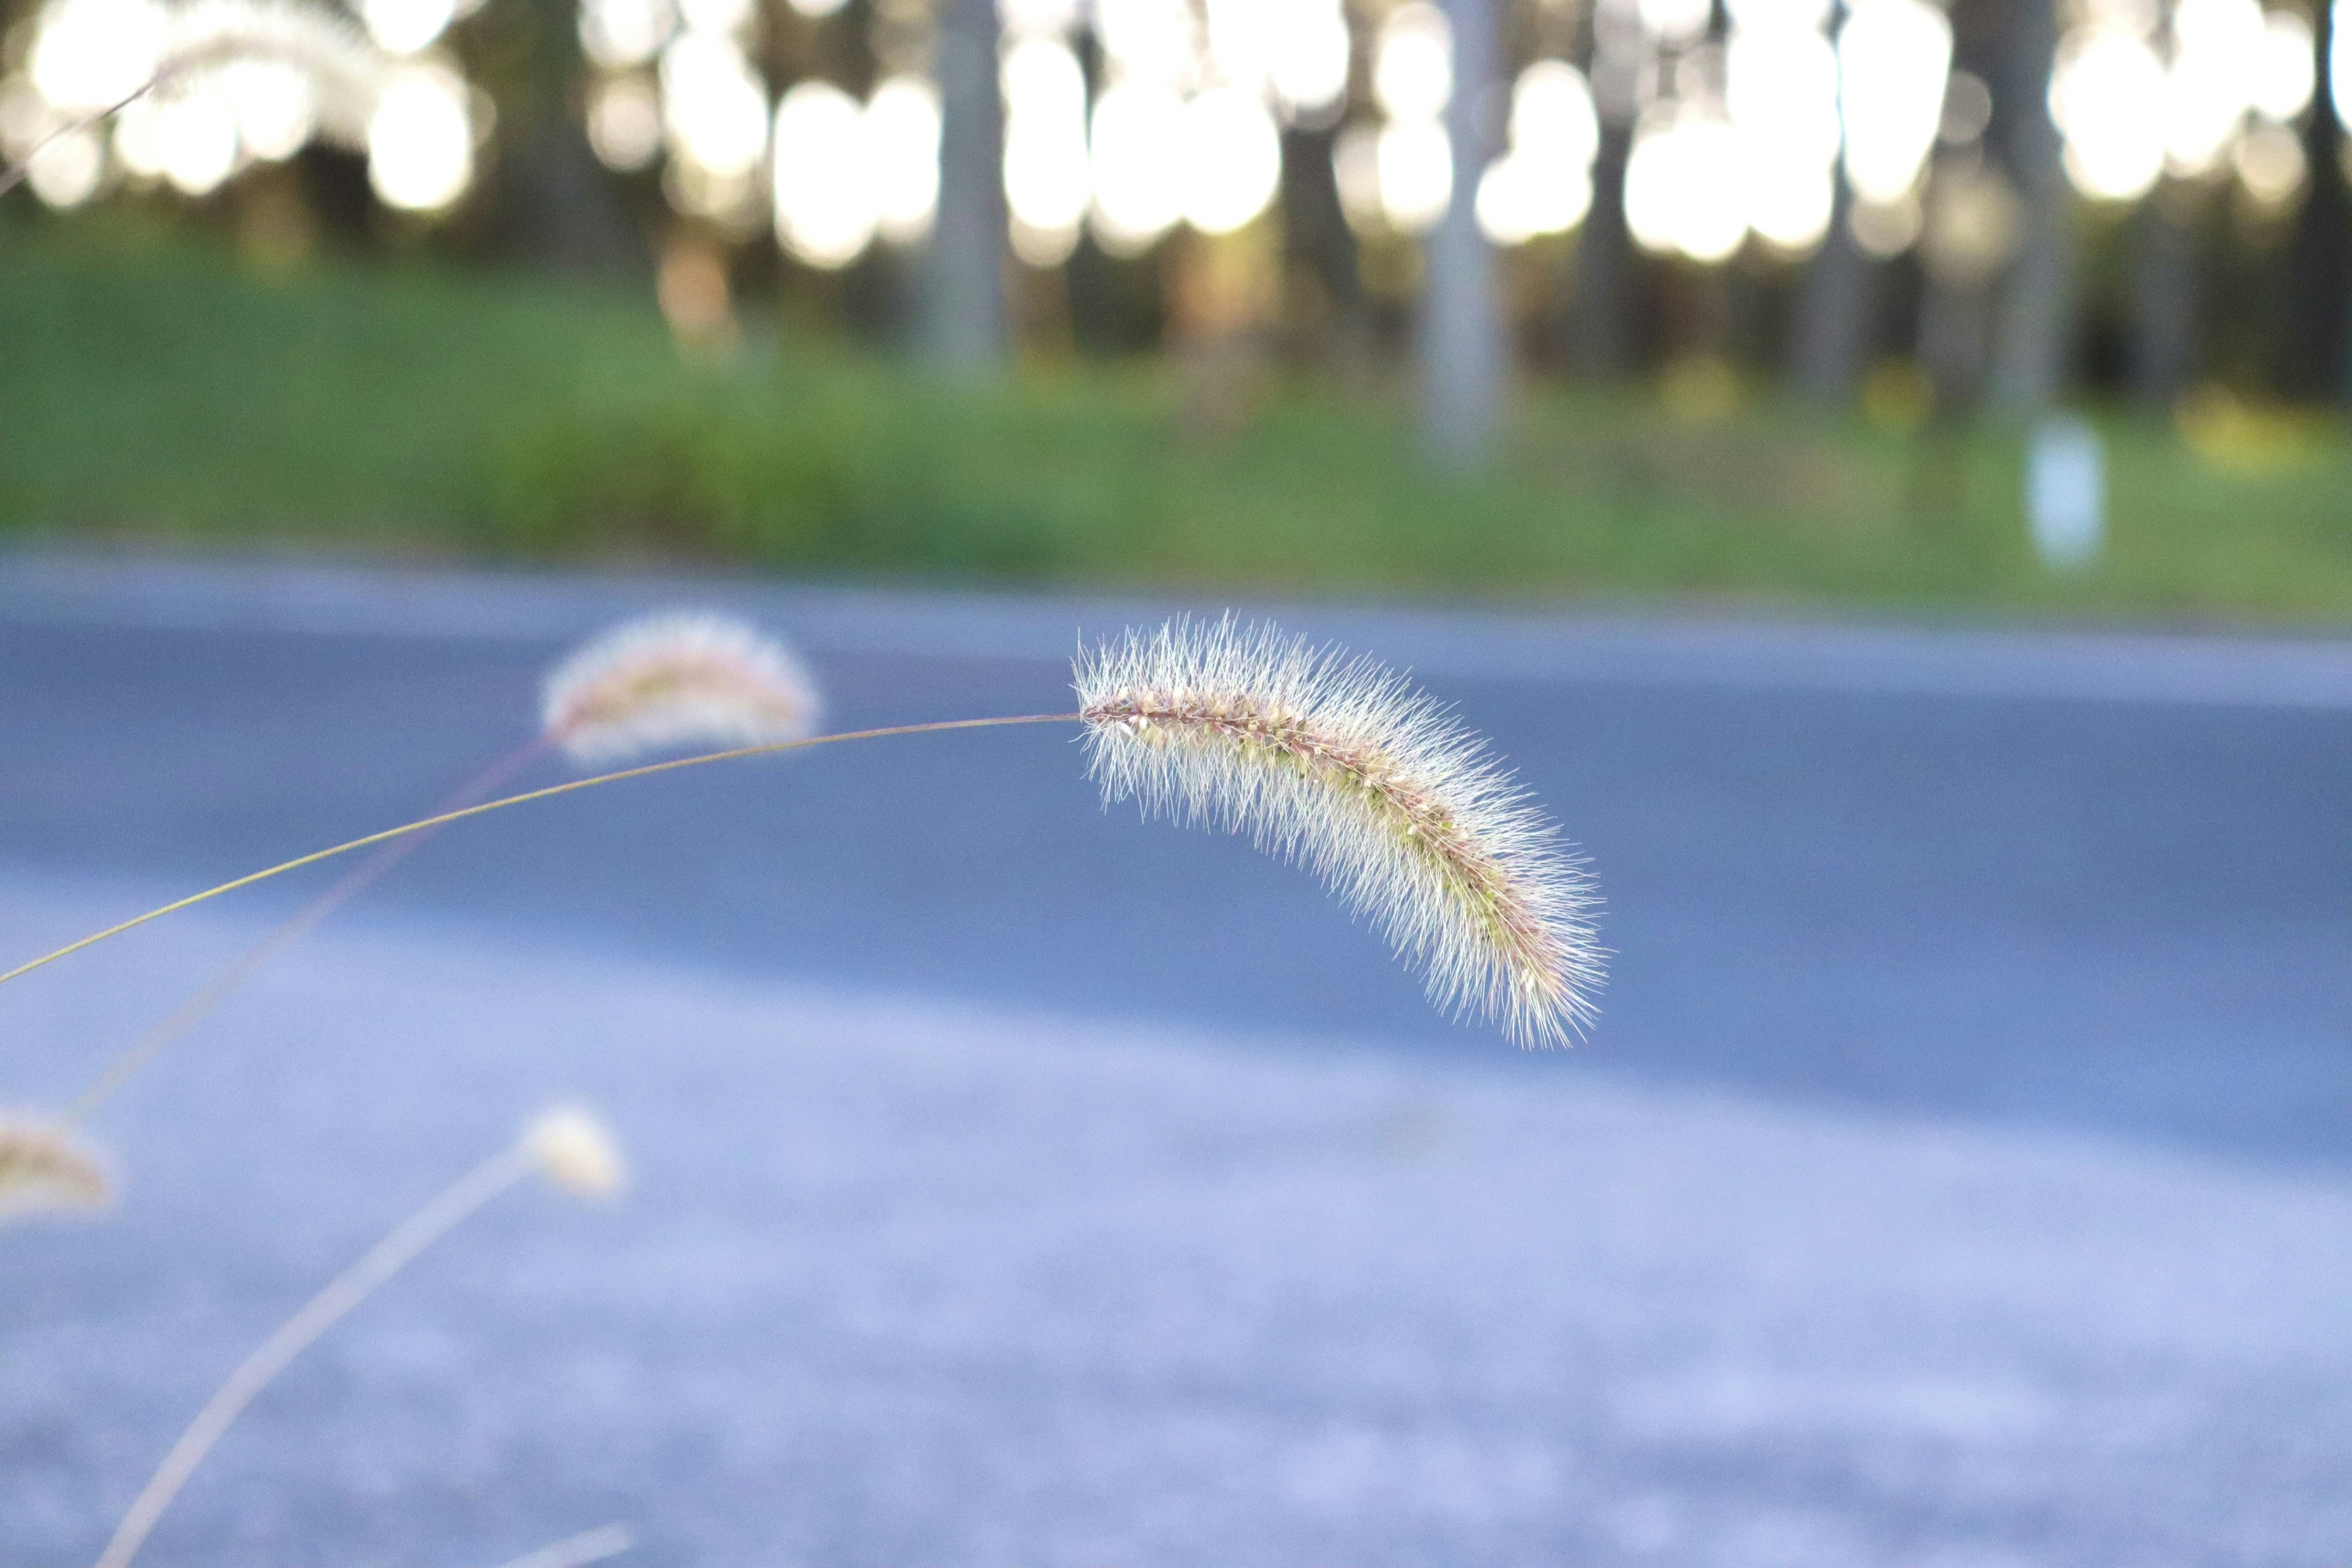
left=1076, top=616, right=1604, bottom=1046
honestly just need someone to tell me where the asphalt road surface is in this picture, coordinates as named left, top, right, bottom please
left=1, top=557, right=2345, bottom=1568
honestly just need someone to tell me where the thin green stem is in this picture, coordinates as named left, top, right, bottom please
left=4, top=714, right=1078, bottom=996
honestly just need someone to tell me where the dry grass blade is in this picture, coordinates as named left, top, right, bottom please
left=64, top=739, right=547, bottom=1126
left=1076, top=616, right=1604, bottom=1046
left=0, top=714, right=1068, bottom=994
left=542, top=612, right=824, bottom=766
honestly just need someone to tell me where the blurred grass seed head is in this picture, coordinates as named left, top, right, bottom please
left=0, top=1117, right=113, bottom=1219
left=542, top=611, right=823, bottom=766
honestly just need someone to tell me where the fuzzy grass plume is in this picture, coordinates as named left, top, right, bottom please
left=1076, top=617, right=1604, bottom=1046
left=148, top=0, right=388, bottom=146
left=525, top=1103, right=627, bottom=1197
left=0, top=1116, right=112, bottom=1218
left=541, top=612, right=823, bottom=766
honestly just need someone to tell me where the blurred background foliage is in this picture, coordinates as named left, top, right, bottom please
left=1, top=0, right=2348, bottom=618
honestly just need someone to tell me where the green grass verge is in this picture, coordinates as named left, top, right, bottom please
left=4, top=217, right=2348, bottom=622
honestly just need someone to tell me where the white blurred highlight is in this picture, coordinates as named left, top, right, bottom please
left=772, top=81, right=872, bottom=267
left=219, top=58, right=315, bottom=159
left=1378, top=119, right=1452, bottom=233
left=1264, top=0, right=1350, bottom=121
left=1178, top=85, right=1280, bottom=234
left=1728, top=25, right=1840, bottom=168
left=1626, top=110, right=1747, bottom=262
left=359, top=0, right=457, bottom=56
left=2051, top=27, right=2165, bottom=199
left=2337, top=0, right=2352, bottom=133
left=1374, top=4, right=1451, bottom=122
left=679, top=0, right=751, bottom=36
left=2234, top=117, right=2305, bottom=205
left=1090, top=78, right=1185, bottom=251
left=1001, top=36, right=1088, bottom=263
left=1728, top=3, right=1840, bottom=252
left=1640, top=0, right=1713, bottom=46
left=366, top=61, right=471, bottom=211
left=1094, top=0, right=1198, bottom=93
left=157, top=86, right=241, bottom=193
left=1000, top=0, right=1080, bottom=40
left=2252, top=10, right=2315, bottom=122
left=29, top=0, right=165, bottom=113
left=865, top=74, right=941, bottom=246
left=2163, top=0, right=2260, bottom=174
left=660, top=31, right=767, bottom=178
left=579, top=0, right=674, bottom=69
left=1838, top=0, right=1951, bottom=207
left=1332, top=121, right=1381, bottom=231
left=1362, top=1, right=1453, bottom=235
left=1476, top=59, right=1599, bottom=244
left=1744, top=152, right=1834, bottom=252
left=587, top=72, right=662, bottom=170
left=28, top=123, right=107, bottom=205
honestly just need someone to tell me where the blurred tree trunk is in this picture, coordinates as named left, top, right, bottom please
left=1788, top=0, right=1875, bottom=405
left=2284, top=0, right=2350, bottom=402
left=1790, top=176, right=1873, bottom=403
left=1421, top=0, right=1506, bottom=461
left=1567, top=0, right=1640, bottom=385
left=1986, top=0, right=2072, bottom=412
left=1918, top=282, right=1991, bottom=413
left=489, top=0, right=647, bottom=277
left=1912, top=12, right=2012, bottom=420
left=921, top=0, right=1006, bottom=371
left=2127, top=187, right=2196, bottom=415
left=1280, top=126, right=1370, bottom=368
left=497, top=124, right=648, bottom=279
left=1569, top=121, right=1637, bottom=380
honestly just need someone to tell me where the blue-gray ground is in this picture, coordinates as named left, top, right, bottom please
left=1, top=559, right=2345, bottom=1567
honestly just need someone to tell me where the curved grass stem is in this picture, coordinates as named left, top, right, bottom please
left=62, top=736, right=553, bottom=1125
left=5, top=714, right=1077, bottom=998
left=92, top=1142, right=538, bottom=1568
left=0, top=81, right=157, bottom=200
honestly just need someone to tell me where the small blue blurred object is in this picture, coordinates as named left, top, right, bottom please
left=2025, top=415, right=2105, bottom=571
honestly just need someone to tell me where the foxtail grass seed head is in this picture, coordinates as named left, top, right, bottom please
left=526, top=1105, right=625, bottom=1198
left=152, top=0, right=391, bottom=148
left=1076, top=617, right=1604, bottom=1046
left=0, top=1115, right=113, bottom=1218
left=541, top=612, right=823, bottom=766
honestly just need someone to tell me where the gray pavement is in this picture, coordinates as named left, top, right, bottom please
left=0, top=556, right=2346, bottom=1566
